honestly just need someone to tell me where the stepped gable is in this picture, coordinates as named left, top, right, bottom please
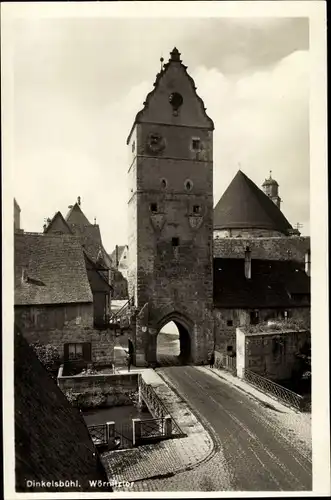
left=213, top=258, right=310, bottom=308
left=127, top=47, right=214, bottom=144
left=14, top=232, right=93, bottom=306
left=214, top=170, right=293, bottom=234
left=14, top=329, right=110, bottom=492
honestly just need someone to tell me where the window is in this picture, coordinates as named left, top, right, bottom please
left=192, top=138, right=201, bottom=151
left=185, top=179, right=193, bottom=191
left=227, top=320, right=233, bottom=327
left=150, top=203, right=158, bottom=213
left=227, top=345, right=233, bottom=353
left=68, top=343, right=83, bottom=360
left=193, top=205, right=201, bottom=214
left=281, top=310, right=289, bottom=320
left=172, top=237, right=179, bottom=247
left=161, top=178, right=167, bottom=189
left=131, top=141, right=135, bottom=153
left=250, top=310, right=260, bottom=325
left=64, top=343, right=91, bottom=362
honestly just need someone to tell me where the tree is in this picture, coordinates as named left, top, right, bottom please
left=31, top=341, right=61, bottom=376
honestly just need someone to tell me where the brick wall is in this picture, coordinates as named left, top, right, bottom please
left=57, top=371, right=139, bottom=407
left=213, top=236, right=310, bottom=262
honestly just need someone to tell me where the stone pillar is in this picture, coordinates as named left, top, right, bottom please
left=106, top=421, right=115, bottom=443
left=164, top=416, right=172, bottom=437
left=132, top=418, right=141, bottom=446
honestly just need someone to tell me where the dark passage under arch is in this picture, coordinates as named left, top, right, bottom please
left=156, top=320, right=191, bottom=367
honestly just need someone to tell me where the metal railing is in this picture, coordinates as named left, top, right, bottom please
left=110, top=297, right=134, bottom=324
left=243, top=368, right=305, bottom=411
left=87, top=424, right=108, bottom=446
left=140, top=418, right=165, bottom=439
left=215, top=352, right=236, bottom=373
left=139, top=376, right=183, bottom=437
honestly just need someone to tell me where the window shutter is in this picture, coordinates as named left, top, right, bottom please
left=83, top=342, right=92, bottom=362
left=63, top=343, right=69, bottom=361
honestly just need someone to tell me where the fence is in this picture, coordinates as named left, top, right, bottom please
left=243, top=368, right=305, bottom=411
left=139, top=376, right=184, bottom=437
left=87, top=424, right=108, bottom=446
left=215, top=352, right=236, bottom=374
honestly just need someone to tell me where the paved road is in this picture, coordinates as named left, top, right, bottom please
left=155, top=366, right=312, bottom=491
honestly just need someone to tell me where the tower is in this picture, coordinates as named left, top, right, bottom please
left=127, top=48, right=214, bottom=366
left=262, top=171, right=281, bottom=209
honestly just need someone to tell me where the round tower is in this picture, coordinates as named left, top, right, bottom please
left=262, top=171, right=281, bottom=209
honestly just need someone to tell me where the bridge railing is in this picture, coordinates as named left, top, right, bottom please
left=139, top=375, right=184, bottom=437
left=243, top=368, right=305, bottom=411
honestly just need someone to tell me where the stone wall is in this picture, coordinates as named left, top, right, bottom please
left=18, top=325, right=116, bottom=366
left=57, top=370, right=139, bottom=407
left=236, top=327, right=311, bottom=381
left=214, top=307, right=310, bottom=355
left=213, top=236, right=310, bottom=262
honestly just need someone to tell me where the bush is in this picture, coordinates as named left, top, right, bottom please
left=31, top=341, right=61, bottom=374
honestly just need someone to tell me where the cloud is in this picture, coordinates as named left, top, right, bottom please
left=12, top=18, right=310, bottom=249
left=192, top=49, right=310, bottom=233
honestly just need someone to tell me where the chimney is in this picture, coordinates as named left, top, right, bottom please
left=115, top=245, right=119, bottom=268
left=244, top=246, right=251, bottom=279
left=305, top=250, right=311, bottom=276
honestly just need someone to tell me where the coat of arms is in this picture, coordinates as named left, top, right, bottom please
left=188, top=215, right=203, bottom=230
left=150, top=213, right=166, bottom=231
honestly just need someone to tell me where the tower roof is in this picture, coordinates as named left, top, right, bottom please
left=262, top=171, right=279, bottom=187
left=127, top=47, right=214, bottom=144
left=214, top=170, right=292, bottom=234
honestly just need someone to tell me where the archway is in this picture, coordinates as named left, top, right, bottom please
left=156, top=319, right=191, bottom=367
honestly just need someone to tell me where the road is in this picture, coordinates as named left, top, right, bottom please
left=154, top=366, right=312, bottom=491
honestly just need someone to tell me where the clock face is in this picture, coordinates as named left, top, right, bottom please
left=146, top=132, right=166, bottom=154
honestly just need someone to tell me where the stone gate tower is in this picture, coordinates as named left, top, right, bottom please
left=126, top=48, right=214, bottom=367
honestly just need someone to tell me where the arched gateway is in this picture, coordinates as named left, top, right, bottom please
left=126, top=48, right=214, bottom=367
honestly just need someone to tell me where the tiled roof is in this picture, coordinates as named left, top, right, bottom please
left=14, top=329, right=110, bottom=492
left=65, top=202, right=91, bottom=226
left=213, top=258, right=310, bottom=308
left=214, top=170, right=293, bottom=234
left=14, top=233, right=93, bottom=305
left=43, top=211, right=73, bottom=234
left=64, top=204, right=112, bottom=268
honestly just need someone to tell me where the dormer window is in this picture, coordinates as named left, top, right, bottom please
left=150, top=203, right=158, bottom=213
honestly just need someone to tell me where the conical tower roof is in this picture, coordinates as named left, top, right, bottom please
left=214, top=170, right=292, bottom=234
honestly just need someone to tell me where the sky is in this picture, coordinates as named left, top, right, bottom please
left=10, top=14, right=310, bottom=251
